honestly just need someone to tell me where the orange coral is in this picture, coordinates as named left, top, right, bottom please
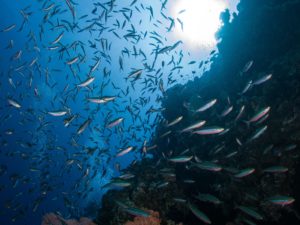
left=124, top=210, right=160, bottom=225
left=41, top=213, right=97, bottom=225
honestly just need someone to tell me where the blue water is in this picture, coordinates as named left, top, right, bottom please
left=0, top=1, right=240, bottom=224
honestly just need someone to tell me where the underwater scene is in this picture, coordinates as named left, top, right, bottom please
left=1, top=0, right=300, bottom=224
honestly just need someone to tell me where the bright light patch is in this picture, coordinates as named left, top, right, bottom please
left=173, top=0, right=226, bottom=47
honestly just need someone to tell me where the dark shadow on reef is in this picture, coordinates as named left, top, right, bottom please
left=96, top=0, right=300, bottom=224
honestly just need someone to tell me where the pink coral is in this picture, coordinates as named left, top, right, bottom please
left=41, top=213, right=97, bottom=225
left=124, top=210, right=161, bottom=225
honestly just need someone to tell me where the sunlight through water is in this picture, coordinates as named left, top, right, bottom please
left=173, top=0, right=227, bottom=48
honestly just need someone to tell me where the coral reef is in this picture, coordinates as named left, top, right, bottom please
left=41, top=213, right=97, bottom=225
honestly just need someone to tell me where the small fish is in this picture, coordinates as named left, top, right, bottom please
left=236, top=138, right=242, bottom=146
left=77, top=77, right=95, bottom=87
left=43, top=3, right=55, bottom=11
left=77, top=118, right=91, bottom=135
left=48, top=111, right=67, bottom=117
left=241, top=80, right=253, bottom=94
left=248, top=125, right=268, bottom=141
left=195, top=193, right=222, bottom=205
left=220, top=106, right=233, bottom=117
left=253, top=74, right=272, bottom=86
left=237, top=206, right=263, bottom=220
left=267, top=196, right=295, bottom=206
left=127, top=69, right=143, bottom=80
left=188, top=203, right=211, bottom=224
left=107, top=118, right=124, bottom=128
left=90, top=59, right=101, bottom=73
left=66, top=56, right=79, bottom=65
left=160, top=130, right=171, bottom=138
left=263, top=166, right=288, bottom=173
left=194, top=161, right=222, bottom=172
left=196, top=99, right=217, bottom=112
left=119, top=173, right=135, bottom=180
left=65, top=0, right=76, bottom=19
left=166, top=116, right=183, bottom=127
left=234, top=168, right=255, bottom=178
left=248, top=107, right=270, bottom=123
left=157, top=181, right=169, bottom=188
left=87, top=96, right=116, bottom=104
left=7, top=98, right=21, bottom=108
left=64, top=115, right=77, bottom=127
left=173, top=198, right=187, bottom=203
left=169, top=155, right=193, bottom=163
left=104, top=180, right=131, bottom=188
left=193, top=127, right=224, bottom=135
left=241, top=60, right=254, bottom=73
left=1, top=24, right=16, bottom=32
left=51, top=32, right=64, bottom=45
left=226, top=151, right=238, bottom=158
left=234, top=105, right=245, bottom=122
left=123, top=207, right=150, bottom=217
left=116, top=146, right=134, bottom=157
left=181, top=120, right=206, bottom=132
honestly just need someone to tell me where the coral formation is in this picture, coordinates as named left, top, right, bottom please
left=41, top=213, right=97, bottom=225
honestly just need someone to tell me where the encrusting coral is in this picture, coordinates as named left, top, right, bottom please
left=41, top=213, right=97, bottom=225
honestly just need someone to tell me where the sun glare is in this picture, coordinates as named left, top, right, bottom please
left=173, top=0, right=226, bottom=48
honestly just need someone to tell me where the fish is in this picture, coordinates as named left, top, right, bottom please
left=180, top=120, right=206, bottom=132
left=237, top=206, right=263, bottom=220
left=66, top=56, right=79, bottom=65
left=64, top=115, right=77, bottom=127
left=122, top=207, right=150, bottom=217
left=168, top=155, right=193, bottom=163
left=188, top=203, right=211, bottom=224
left=220, top=106, right=233, bottom=117
left=7, top=98, right=21, bottom=108
left=43, top=3, right=55, bottom=11
left=51, top=32, right=64, bottom=45
left=253, top=74, right=272, bottom=86
left=267, top=196, right=295, bottom=206
left=116, top=146, right=134, bottom=157
left=77, top=118, right=91, bottom=135
left=248, top=107, right=270, bottom=123
left=195, top=193, right=222, bottom=205
left=173, top=198, right=187, bottom=203
left=248, top=125, right=268, bottom=141
left=127, top=69, right=143, bottom=80
left=90, top=59, right=101, bottom=74
left=1, top=24, right=16, bottom=32
left=77, top=77, right=95, bottom=87
left=107, top=118, right=124, bottom=128
left=263, top=166, right=288, bottom=173
left=193, top=127, right=224, bottom=135
left=104, top=180, right=131, bottom=188
left=234, top=168, right=255, bottom=178
left=65, top=0, right=76, bottom=19
left=194, top=161, right=222, bottom=172
left=87, top=96, right=116, bottom=104
left=241, top=60, right=254, bottom=73
left=160, top=130, right=172, bottom=138
left=196, top=99, right=217, bottom=112
left=48, top=111, right=68, bottom=117
left=166, top=116, right=183, bottom=127
left=157, top=181, right=169, bottom=188
left=240, top=80, right=252, bottom=94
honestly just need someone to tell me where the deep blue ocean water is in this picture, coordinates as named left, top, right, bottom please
left=3, top=1, right=299, bottom=225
